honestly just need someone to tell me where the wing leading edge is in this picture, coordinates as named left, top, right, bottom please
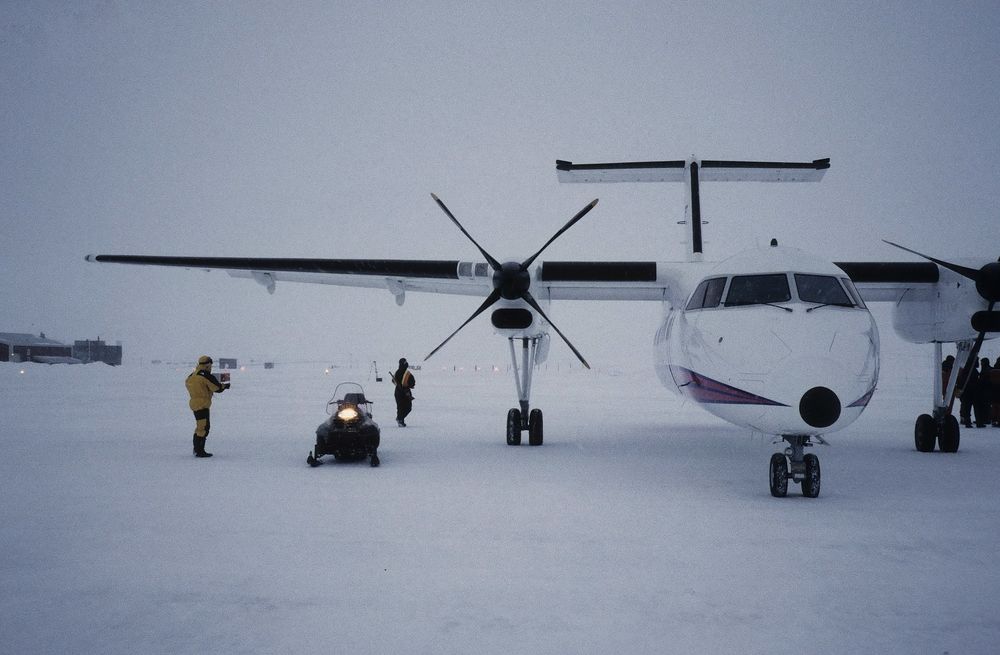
left=834, top=261, right=940, bottom=302
left=85, top=254, right=679, bottom=301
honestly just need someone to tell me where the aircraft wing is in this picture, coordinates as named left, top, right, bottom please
left=85, top=254, right=682, bottom=302
left=834, top=261, right=940, bottom=302
left=537, top=261, right=676, bottom=300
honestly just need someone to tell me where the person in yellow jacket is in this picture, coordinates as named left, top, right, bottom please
left=185, top=355, right=230, bottom=457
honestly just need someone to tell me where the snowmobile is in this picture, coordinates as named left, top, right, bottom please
left=307, top=382, right=381, bottom=467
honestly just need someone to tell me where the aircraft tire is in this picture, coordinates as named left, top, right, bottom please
left=914, top=414, right=936, bottom=452
left=506, top=408, right=522, bottom=446
left=528, top=409, right=543, bottom=446
left=802, top=453, right=821, bottom=498
left=769, top=453, right=788, bottom=498
left=939, top=415, right=960, bottom=453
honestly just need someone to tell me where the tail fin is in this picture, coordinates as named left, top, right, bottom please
left=556, top=157, right=829, bottom=259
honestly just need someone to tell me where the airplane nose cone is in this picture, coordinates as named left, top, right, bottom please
left=799, top=386, right=841, bottom=428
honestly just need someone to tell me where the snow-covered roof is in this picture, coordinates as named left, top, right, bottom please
left=0, top=332, right=68, bottom=347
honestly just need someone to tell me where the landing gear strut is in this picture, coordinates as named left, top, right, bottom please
left=769, top=435, right=821, bottom=498
left=506, top=336, right=544, bottom=446
left=915, top=342, right=965, bottom=453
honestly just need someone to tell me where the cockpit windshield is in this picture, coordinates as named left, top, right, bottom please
left=795, top=274, right=853, bottom=306
left=724, top=274, right=791, bottom=306
left=687, top=272, right=863, bottom=312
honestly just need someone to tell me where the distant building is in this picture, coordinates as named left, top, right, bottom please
left=73, top=339, right=123, bottom=366
left=218, top=358, right=238, bottom=369
left=0, top=332, right=77, bottom=363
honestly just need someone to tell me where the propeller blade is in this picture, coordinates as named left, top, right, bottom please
left=521, top=198, right=599, bottom=269
left=430, top=193, right=501, bottom=270
left=521, top=291, right=591, bottom=369
left=424, top=288, right=503, bottom=361
left=882, top=240, right=980, bottom=281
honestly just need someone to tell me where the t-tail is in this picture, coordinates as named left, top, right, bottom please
left=555, top=157, right=830, bottom=261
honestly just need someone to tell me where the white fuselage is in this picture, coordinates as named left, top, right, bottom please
left=653, top=245, right=880, bottom=436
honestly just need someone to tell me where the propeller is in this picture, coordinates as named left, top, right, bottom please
left=883, top=240, right=1000, bottom=405
left=883, top=241, right=1000, bottom=303
left=424, top=195, right=600, bottom=368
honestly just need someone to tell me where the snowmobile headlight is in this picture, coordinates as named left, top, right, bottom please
left=336, top=405, right=360, bottom=422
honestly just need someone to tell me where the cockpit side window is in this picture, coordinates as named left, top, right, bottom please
left=840, top=277, right=867, bottom=309
left=795, top=274, right=853, bottom=306
left=724, top=274, right=790, bottom=306
left=685, top=277, right=727, bottom=310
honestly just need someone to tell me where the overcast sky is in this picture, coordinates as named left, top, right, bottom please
left=3, top=1, right=999, bottom=366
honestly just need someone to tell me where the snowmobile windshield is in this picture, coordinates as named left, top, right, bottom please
left=327, top=382, right=368, bottom=415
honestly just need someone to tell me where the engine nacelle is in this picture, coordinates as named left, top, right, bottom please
left=892, top=268, right=985, bottom=343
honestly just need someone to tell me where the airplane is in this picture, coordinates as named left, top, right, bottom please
left=86, top=156, right=1000, bottom=498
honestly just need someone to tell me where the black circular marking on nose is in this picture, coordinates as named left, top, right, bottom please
left=799, top=386, right=841, bottom=428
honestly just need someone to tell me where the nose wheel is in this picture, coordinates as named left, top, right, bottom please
left=769, top=436, right=821, bottom=498
left=506, top=407, right=544, bottom=446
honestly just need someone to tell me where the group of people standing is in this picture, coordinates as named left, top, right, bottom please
left=944, top=355, right=1000, bottom=428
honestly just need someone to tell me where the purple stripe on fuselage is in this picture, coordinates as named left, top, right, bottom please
left=668, top=366, right=788, bottom=406
left=848, top=386, right=876, bottom=408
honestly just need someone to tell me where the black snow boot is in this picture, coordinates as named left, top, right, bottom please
left=194, top=436, right=213, bottom=458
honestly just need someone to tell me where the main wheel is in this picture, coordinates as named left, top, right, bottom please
left=939, top=414, right=960, bottom=453
left=801, top=453, right=821, bottom=498
left=528, top=409, right=543, bottom=446
left=769, top=453, right=788, bottom=497
left=370, top=451, right=380, bottom=467
left=914, top=414, right=936, bottom=452
left=506, top=408, right=522, bottom=446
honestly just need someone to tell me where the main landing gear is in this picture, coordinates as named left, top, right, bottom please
left=914, top=412, right=960, bottom=453
left=505, top=336, right=545, bottom=446
left=769, top=435, right=821, bottom=498
left=914, top=341, right=967, bottom=453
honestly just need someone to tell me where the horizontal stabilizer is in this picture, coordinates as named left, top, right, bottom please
left=556, top=158, right=829, bottom=183
left=556, top=160, right=686, bottom=183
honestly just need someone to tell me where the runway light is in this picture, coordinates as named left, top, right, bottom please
left=324, top=368, right=330, bottom=375
left=20, top=369, right=26, bottom=374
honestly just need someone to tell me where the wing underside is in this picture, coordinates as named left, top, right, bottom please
left=85, top=254, right=677, bottom=301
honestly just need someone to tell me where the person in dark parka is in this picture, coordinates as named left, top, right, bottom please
left=185, top=355, right=230, bottom=457
left=392, top=357, right=415, bottom=427
left=941, top=355, right=955, bottom=409
left=992, top=357, right=1000, bottom=427
left=958, top=358, right=979, bottom=429
left=975, top=358, right=993, bottom=427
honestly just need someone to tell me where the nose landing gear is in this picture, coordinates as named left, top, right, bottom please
left=769, top=435, right=821, bottom=498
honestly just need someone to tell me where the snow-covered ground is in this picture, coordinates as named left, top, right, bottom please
left=2, top=354, right=999, bottom=654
